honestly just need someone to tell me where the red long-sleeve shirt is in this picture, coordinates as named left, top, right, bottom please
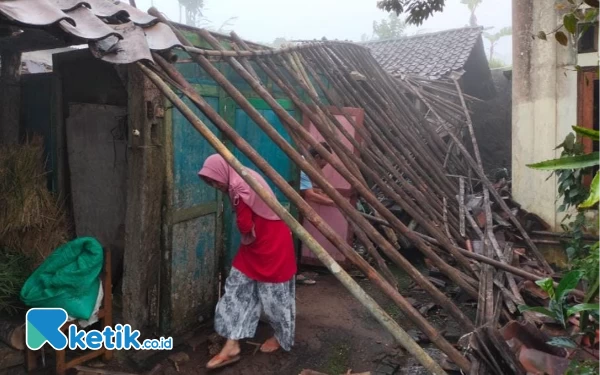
left=231, top=200, right=297, bottom=283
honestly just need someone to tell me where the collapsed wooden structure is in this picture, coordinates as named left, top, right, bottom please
left=132, top=8, right=572, bottom=374
left=0, top=2, right=584, bottom=373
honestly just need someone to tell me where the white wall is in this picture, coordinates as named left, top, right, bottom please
left=512, top=0, right=593, bottom=230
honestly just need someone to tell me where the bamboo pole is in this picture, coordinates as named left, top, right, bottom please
left=147, top=55, right=471, bottom=371
left=304, top=47, right=464, bottom=234
left=274, top=53, right=449, bottom=224
left=294, top=49, right=471, bottom=272
left=357, top=211, right=575, bottom=290
left=137, top=62, right=450, bottom=375
left=268, top=55, right=452, bottom=237
left=335, top=46, right=461, bottom=197
left=405, top=80, right=553, bottom=274
left=183, top=40, right=367, bottom=58
left=182, top=26, right=478, bottom=319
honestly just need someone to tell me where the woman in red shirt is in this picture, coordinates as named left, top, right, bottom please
left=198, top=154, right=297, bottom=370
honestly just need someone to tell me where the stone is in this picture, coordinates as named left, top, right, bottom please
left=168, top=352, right=189, bottom=364
left=0, top=342, right=23, bottom=370
left=186, top=334, right=207, bottom=352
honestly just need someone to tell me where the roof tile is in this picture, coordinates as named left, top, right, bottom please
left=362, top=27, right=483, bottom=79
left=0, top=0, right=181, bottom=64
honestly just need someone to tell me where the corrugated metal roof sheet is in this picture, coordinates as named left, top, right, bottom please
left=0, top=0, right=182, bottom=64
left=362, top=27, right=484, bottom=79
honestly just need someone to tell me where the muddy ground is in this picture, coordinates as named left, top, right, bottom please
left=100, top=258, right=474, bottom=375
left=10, top=256, right=474, bottom=375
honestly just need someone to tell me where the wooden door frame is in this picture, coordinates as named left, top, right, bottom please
left=577, top=68, right=599, bottom=187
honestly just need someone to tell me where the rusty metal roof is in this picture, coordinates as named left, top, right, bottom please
left=0, top=0, right=182, bottom=64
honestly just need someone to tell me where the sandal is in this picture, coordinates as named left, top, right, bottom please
left=260, top=337, right=281, bottom=353
left=296, top=274, right=316, bottom=285
left=206, top=353, right=241, bottom=370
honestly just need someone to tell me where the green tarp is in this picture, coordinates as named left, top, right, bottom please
left=20, top=237, right=104, bottom=320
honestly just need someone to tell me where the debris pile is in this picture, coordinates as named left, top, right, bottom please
left=133, top=8, right=600, bottom=373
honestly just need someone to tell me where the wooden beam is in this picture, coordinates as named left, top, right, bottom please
left=0, top=50, right=21, bottom=145
left=122, top=65, right=163, bottom=336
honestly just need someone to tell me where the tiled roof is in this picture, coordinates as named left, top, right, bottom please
left=0, top=0, right=182, bottom=64
left=362, top=26, right=484, bottom=79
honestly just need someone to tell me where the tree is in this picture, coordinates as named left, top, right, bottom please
left=534, top=1, right=599, bottom=48
left=178, top=0, right=204, bottom=27
left=372, top=13, right=407, bottom=40
left=376, top=0, right=446, bottom=26
left=488, top=57, right=508, bottom=69
left=460, top=0, right=482, bottom=27
left=483, top=26, right=512, bottom=61
left=271, top=37, right=288, bottom=48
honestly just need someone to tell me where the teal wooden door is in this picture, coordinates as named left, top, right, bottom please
left=223, top=98, right=298, bottom=269
left=162, top=90, right=224, bottom=334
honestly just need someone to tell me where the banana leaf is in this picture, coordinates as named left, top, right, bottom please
left=579, top=172, right=600, bottom=208
left=527, top=152, right=599, bottom=170
left=573, top=126, right=600, bottom=141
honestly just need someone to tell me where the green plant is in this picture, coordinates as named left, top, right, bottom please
left=519, top=270, right=599, bottom=329
left=566, top=360, right=599, bottom=375
left=0, top=249, right=32, bottom=316
left=519, top=270, right=600, bottom=349
left=563, top=212, right=591, bottom=261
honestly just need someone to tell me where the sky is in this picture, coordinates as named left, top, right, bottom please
left=136, top=0, right=513, bottom=64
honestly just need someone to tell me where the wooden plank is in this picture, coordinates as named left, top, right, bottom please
left=0, top=320, right=24, bottom=350
left=459, top=177, right=465, bottom=237
left=122, top=65, right=164, bottom=336
left=0, top=50, right=21, bottom=145
left=170, top=202, right=218, bottom=224
left=65, top=103, right=128, bottom=247
left=75, top=366, right=138, bottom=375
left=470, top=326, right=527, bottom=375
left=0, top=342, right=23, bottom=370
left=577, top=68, right=599, bottom=187
left=162, top=85, right=222, bottom=334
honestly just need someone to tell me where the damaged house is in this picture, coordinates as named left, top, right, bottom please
left=0, top=1, right=596, bottom=374
left=362, top=26, right=513, bottom=176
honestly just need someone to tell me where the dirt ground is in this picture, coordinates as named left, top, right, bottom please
left=99, top=260, right=472, bottom=375
left=7, top=258, right=471, bottom=375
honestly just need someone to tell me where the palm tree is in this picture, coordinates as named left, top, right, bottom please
left=460, top=0, right=483, bottom=27
left=178, top=0, right=204, bottom=27
left=484, top=26, right=512, bottom=61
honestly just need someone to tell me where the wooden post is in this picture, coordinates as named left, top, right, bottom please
left=122, top=65, right=164, bottom=336
left=0, top=50, right=21, bottom=145
left=138, top=62, right=449, bottom=375
left=148, top=56, right=471, bottom=371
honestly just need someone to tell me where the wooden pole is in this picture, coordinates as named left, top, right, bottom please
left=138, top=62, right=450, bottom=375
left=0, top=321, right=24, bottom=350
left=145, top=13, right=477, bottom=329
left=406, top=82, right=553, bottom=274
left=148, top=56, right=471, bottom=371
left=201, top=29, right=479, bottom=298
left=0, top=50, right=21, bottom=145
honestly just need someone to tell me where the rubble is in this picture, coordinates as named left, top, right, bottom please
left=132, top=7, right=596, bottom=373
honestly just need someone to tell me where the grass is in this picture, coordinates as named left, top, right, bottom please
left=323, top=343, right=351, bottom=375
left=0, top=249, right=32, bottom=316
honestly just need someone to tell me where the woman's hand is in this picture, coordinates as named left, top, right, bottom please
left=240, top=227, right=256, bottom=245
